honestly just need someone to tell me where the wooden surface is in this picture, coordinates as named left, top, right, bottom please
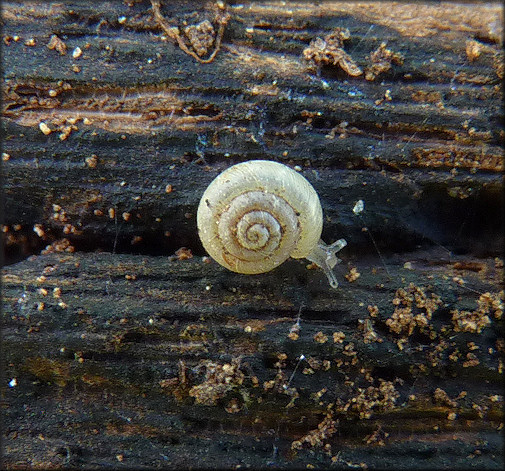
left=2, top=1, right=504, bottom=469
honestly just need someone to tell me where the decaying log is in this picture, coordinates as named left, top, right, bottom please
left=2, top=250, right=504, bottom=468
left=3, top=1, right=504, bottom=261
left=2, top=1, right=504, bottom=469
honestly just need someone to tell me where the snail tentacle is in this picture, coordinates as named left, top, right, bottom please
left=305, top=239, right=347, bottom=289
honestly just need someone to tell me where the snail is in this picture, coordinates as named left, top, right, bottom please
left=197, top=160, right=347, bottom=288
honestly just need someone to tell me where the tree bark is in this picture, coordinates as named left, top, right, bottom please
left=2, top=1, right=504, bottom=469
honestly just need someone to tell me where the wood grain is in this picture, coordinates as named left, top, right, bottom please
left=2, top=1, right=504, bottom=469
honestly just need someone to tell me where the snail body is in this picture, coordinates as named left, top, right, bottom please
left=197, top=160, right=346, bottom=288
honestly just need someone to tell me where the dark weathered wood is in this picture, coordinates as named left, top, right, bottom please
left=2, top=250, right=504, bottom=468
left=2, top=1, right=504, bottom=469
left=2, top=1, right=503, bottom=261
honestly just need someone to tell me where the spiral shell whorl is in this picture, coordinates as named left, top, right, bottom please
left=236, top=211, right=277, bottom=250
left=197, top=160, right=323, bottom=275
left=216, top=191, right=300, bottom=272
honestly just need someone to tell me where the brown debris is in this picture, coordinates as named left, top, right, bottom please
left=462, top=352, right=480, bottom=368
left=175, top=247, right=193, bottom=260
left=224, top=398, right=242, bottom=414
left=411, top=90, right=442, bottom=104
left=131, top=235, right=142, bottom=245
left=184, top=20, right=215, bottom=58
left=433, top=387, right=457, bottom=407
left=367, top=305, right=379, bottom=317
left=313, top=331, right=328, bottom=344
left=189, top=359, right=245, bottom=406
left=291, top=413, right=338, bottom=450
left=338, top=380, right=400, bottom=419
left=493, top=50, right=504, bottom=79
left=303, top=28, right=362, bottom=76
left=358, top=319, right=382, bottom=344
left=479, top=291, right=504, bottom=319
left=47, top=34, right=67, bottom=55
left=365, top=42, right=403, bottom=81
left=24, top=357, right=70, bottom=387
left=466, top=39, right=482, bottom=62
left=453, top=261, right=487, bottom=272
left=58, top=124, right=78, bottom=140
left=151, top=0, right=230, bottom=64
left=451, top=309, right=490, bottom=333
left=412, top=147, right=504, bottom=173
left=85, top=155, right=98, bottom=168
left=364, top=426, right=389, bottom=446
left=325, top=121, right=361, bottom=140
left=451, top=291, right=502, bottom=333
left=288, top=322, right=300, bottom=340
left=345, top=266, right=361, bottom=282
left=333, top=331, right=345, bottom=344
left=41, top=238, right=75, bottom=254
left=386, top=283, right=442, bottom=337
left=159, top=360, right=189, bottom=402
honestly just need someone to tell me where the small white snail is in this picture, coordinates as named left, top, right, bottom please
left=197, top=160, right=347, bottom=288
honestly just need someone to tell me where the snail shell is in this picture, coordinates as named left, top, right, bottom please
left=197, top=160, right=346, bottom=287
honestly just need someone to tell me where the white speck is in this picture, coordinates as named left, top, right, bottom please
left=205, top=285, right=212, bottom=291
left=353, top=200, right=364, bottom=215
left=294, top=165, right=302, bottom=172
left=120, top=181, right=126, bottom=186
left=9, top=378, right=17, bottom=388
left=72, top=47, right=82, bottom=59
left=39, top=122, right=52, bottom=135
left=33, top=224, right=45, bottom=237
left=321, top=80, right=330, bottom=89
left=118, top=16, right=127, bottom=24
left=60, top=347, right=65, bottom=353
left=299, top=354, right=305, bottom=360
